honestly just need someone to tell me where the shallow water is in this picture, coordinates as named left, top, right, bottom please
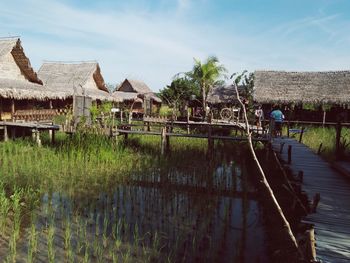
left=3, top=154, right=269, bottom=262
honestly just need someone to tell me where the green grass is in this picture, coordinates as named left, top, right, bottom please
left=284, top=125, right=350, bottom=160
left=0, top=130, right=255, bottom=262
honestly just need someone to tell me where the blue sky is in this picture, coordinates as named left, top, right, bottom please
left=1, top=0, right=350, bottom=91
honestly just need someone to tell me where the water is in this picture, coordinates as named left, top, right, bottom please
left=5, top=154, right=268, bottom=262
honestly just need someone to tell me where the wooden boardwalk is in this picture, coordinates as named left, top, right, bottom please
left=272, top=138, right=350, bottom=263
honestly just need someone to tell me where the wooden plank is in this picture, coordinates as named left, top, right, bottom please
left=272, top=138, right=350, bottom=263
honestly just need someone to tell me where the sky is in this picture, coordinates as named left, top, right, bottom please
left=1, top=0, right=350, bottom=91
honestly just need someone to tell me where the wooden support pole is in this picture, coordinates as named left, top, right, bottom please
left=51, top=130, right=55, bottom=144
left=335, top=122, right=342, bottom=159
left=322, top=110, right=326, bottom=126
left=297, top=171, right=303, bottom=183
left=11, top=99, right=15, bottom=121
left=317, top=143, right=323, bottom=155
left=306, top=227, right=317, bottom=262
left=288, top=145, right=292, bottom=164
left=35, top=129, right=42, bottom=147
left=161, top=126, right=167, bottom=155
left=298, top=127, right=305, bottom=143
left=187, top=109, right=190, bottom=134
left=280, top=142, right=285, bottom=154
left=166, top=127, right=170, bottom=153
left=4, top=125, right=8, bottom=141
left=11, top=127, right=15, bottom=139
left=207, top=125, right=214, bottom=157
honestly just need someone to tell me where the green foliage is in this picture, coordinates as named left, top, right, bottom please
left=159, top=105, right=174, bottom=117
left=185, top=56, right=227, bottom=118
left=159, top=77, right=198, bottom=117
left=289, top=125, right=350, bottom=160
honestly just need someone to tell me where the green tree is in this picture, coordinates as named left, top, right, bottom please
left=159, top=77, right=199, bottom=118
left=186, top=56, right=227, bottom=118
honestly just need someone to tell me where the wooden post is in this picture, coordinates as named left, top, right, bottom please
left=166, top=126, right=170, bottom=153
left=11, top=99, right=15, bottom=121
left=187, top=109, right=190, bottom=134
left=161, top=126, right=167, bottom=155
left=335, top=122, right=341, bottom=159
left=297, top=171, right=303, bottom=182
left=306, top=227, right=316, bottom=262
left=322, top=110, right=326, bottom=126
left=0, top=98, right=3, bottom=120
left=279, top=142, right=285, bottom=153
left=317, top=143, right=323, bottom=155
left=4, top=125, right=8, bottom=141
left=287, top=121, right=290, bottom=138
left=11, top=127, right=16, bottom=139
left=207, top=125, right=214, bottom=157
left=51, top=129, right=55, bottom=144
left=298, top=127, right=305, bottom=143
left=35, top=129, right=42, bottom=147
left=288, top=145, right=292, bottom=164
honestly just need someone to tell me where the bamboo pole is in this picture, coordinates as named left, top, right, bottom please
left=233, top=83, right=300, bottom=252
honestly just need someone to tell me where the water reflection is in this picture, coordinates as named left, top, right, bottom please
left=34, top=159, right=268, bottom=262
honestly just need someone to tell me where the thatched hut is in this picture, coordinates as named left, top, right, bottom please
left=113, top=79, right=161, bottom=116
left=207, top=84, right=245, bottom=105
left=254, top=70, right=350, bottom=122
left=38, top=61, right=117, bottom=104
left=0, top=37, right=58, bottom=120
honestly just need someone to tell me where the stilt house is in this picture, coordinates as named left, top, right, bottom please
left=113, top=79, right=161, bottom=116
left=0, top=37, right=59, bottom=121
left=254, top=70, right=350, bottom=122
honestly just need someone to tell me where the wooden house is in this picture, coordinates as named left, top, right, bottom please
left=113, top=79, right=161, bottom=116
left=254, top=70, right=350, bottom=122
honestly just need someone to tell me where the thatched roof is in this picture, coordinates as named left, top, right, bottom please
left=0, top=78, right=69, bottom=100
left=112, top=91, right=138, bottom=101
left=115, top=78, right=161, bottom=103
left=39, top=62, right=108, bottom=91
left=207, top=84, right=245, bottom=104
left=38, top=62, right=116, bottom=101
left=118, top=79, right=152, bottom=94
left=254, top=70, right=350, bottom=104
left=0, top=37, right=42, bottom=84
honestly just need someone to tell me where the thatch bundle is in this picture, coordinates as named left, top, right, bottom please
left=254, top=70, right=350, bottom=104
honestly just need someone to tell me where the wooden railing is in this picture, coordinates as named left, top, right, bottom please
left=13, top=109, right=66, bottom=122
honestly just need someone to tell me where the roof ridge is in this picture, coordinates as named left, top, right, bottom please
left=42, top=60, right=97, bottom=64
left=0, top=36, right=20, bottom=40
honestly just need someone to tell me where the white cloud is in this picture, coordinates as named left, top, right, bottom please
left=0, top=0, right=350, bottom=91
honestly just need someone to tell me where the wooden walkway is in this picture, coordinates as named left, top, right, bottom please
left=272, top=138, right=350, bottom=263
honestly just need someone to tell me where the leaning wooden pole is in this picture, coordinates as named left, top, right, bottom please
left=233, top=83, right=299, bottom=251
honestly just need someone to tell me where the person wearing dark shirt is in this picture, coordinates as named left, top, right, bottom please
left=270, top=106, right=285, bottom=137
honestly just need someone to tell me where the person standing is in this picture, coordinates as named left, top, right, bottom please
left=270, top=106, right=285, bottom=137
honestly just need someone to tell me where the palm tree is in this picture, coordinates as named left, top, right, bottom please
left=187, top=56, right=227, bottom=119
